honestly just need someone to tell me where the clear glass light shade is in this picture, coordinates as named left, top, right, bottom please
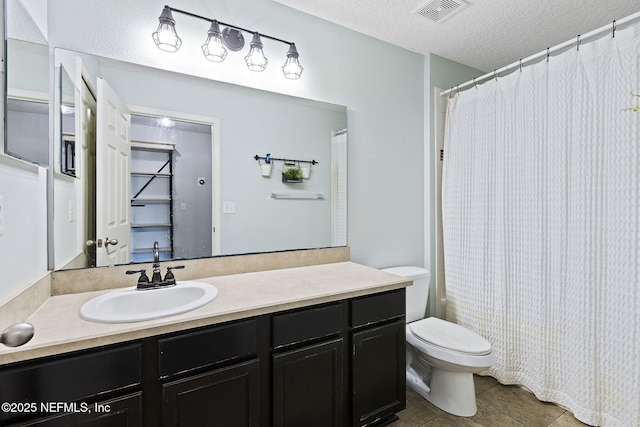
left=282, top=44, right=303, bottom=79
left=202, top=21, right=227, bottom=62
left=152, top=7, right=182, bottom=52
left=245, top=33, right=268, bottom=72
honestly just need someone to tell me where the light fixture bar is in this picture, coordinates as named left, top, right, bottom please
left=164, top=6, right=295, bottom=47
left=154, top=5, right=303, bottom=79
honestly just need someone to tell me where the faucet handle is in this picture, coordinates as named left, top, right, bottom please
left=164, top=265, right=185, bottom=286
left=126, top=269, right=150, bottom=286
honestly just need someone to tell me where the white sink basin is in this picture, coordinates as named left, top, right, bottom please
left=80, top=281, right=218, bottom=323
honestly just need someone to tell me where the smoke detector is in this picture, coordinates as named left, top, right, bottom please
left=415, top=0, right=468, bottom=23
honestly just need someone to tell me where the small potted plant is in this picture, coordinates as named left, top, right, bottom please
left=282, top=166, right=303, bottom=183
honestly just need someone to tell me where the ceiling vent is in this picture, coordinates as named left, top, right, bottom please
left=415, top=0, right=468, bottom=23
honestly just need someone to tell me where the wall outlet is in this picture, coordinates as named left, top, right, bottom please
left=180, top=202, right=187, bottom=211
left=0, top=195, right=4, bottom=236
left=223, top=201, right=236, bottom=214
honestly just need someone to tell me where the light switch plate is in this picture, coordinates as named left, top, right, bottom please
left=223, top=201, right=236, bottom=214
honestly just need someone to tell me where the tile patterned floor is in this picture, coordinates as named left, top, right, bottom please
left=394, top=375, right=590, bottom=427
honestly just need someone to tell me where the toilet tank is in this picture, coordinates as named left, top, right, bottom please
left=381, top=266, right=430, bottom=323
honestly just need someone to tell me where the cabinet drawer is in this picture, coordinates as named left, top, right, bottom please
left=11, top=392, right=143, bottom=427
left=272, top=303, right=343, bottom=349
left=0, top=343, right=142, bottom=425
left=158, top=319, right=257, bottom=378
left=351, top=289, right=405, bottom=328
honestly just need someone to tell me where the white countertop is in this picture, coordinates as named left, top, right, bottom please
left=0, top=262, right=410, bottom=365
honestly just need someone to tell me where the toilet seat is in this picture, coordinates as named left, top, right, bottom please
left=409, top=317, right=491, bottom=356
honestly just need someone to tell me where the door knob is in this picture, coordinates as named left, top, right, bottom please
left=86, top=239, right=102, bottom=248
left=104, top=237, right=119, bottom=247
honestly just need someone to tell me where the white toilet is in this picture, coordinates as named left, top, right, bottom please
left=382, top=266, right=495, bottom=417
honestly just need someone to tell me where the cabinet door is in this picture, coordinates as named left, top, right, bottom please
left=162, top=359, right=260, bottom=427
left=273, top=339, right=343, bottom=427
left=10, top=393, right=142, bottom=427
left=352, top=320, right=405, bottom=427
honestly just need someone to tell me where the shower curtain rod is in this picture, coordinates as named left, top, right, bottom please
left=440, top=10, right=640, bottom=96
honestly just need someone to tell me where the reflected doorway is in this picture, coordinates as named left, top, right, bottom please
left=130, top=114, right=214, bottom=263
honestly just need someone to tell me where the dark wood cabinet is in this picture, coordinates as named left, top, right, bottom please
left=351, top=290, right=406, bottom=427
left=162, top=359, right=260, bottom=427
left=352, top=321, right=405, bottom=426
left=273, top=339, right=343, bottom=427
left=0, top=288, right=406, bottom=427
left=0, top=343, right=142, bottom=426
left=271, top=303, right=344, bottom=427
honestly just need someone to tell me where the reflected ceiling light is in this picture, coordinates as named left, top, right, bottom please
left=152, top=5, right=303, bottom=79
left=157, top=117, right=176, bottom=127
left=60, top=105, right=75, bottom=115
left=152, top=6, right=182, bottom=52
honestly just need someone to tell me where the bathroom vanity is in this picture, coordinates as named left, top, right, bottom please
left=0, top=261, right=410, bottom=426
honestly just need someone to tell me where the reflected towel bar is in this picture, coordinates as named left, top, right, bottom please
left=271, top=192, right=324, bottom=199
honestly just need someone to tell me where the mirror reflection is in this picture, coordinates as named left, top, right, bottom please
left=53, top=48, right=347, bottom=270
left=5, top=39, right=49, bottom=166
left=60, top=66, right=76, bottom=177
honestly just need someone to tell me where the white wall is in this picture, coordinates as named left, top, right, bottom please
left=46, top=0, right=427, bottom=270
left=0, top=157, right=48, bottom=301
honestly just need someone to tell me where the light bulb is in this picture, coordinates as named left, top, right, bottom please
left=245, top=33, right=268, bottom=72
left=282, top=44, right=303, bottom=79
left=202, top=21, right=227, bottom=62
left=152, top=6, right=182, bottom=52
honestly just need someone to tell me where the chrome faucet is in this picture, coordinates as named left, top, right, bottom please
left=126, top=241, right=185, bottom=289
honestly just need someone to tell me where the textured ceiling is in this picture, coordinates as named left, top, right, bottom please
left=274, top=0, right=640, bottom=72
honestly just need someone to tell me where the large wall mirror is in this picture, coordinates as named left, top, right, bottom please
left=51, top=48, right=348, bottom=270
left=4, top=3, right=347, bottom=274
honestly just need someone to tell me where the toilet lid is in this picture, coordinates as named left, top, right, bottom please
left=409, top=317, right=492, bottom=355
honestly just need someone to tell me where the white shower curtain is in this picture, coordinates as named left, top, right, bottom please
left=331, top=129, right=347, bottom=246
left=442, top=21, right=640, bottom=427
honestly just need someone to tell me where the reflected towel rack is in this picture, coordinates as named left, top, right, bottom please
left=271, top=192, right=324, bottom=199
left=254, top=154, right=318, bottom=165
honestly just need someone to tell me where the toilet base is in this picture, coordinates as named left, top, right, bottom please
left=406, top=349, right=478, bottom=417
left=425, top=367, right=477, bottom=417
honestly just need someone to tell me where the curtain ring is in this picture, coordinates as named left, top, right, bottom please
left=493, top=69, right=498, bottom=81
left=473, top=78, right=477, bottom=89
left=456, top=85, right=460, bottom=95
left=519, top=59, right=523, bottom=72
left=576, top=34, right=581, bottom=51
left=546, top=47, right=550, bottom=63
left=612, top=20, right=616, bottom=38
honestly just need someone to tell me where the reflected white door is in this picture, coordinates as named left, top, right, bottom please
left=79, top=76, right=97, bottom=267
left=96, top=78, right=131, bottom=266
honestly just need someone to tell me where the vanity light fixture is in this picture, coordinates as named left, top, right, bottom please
left=152, top=5, right=303, bottom=79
